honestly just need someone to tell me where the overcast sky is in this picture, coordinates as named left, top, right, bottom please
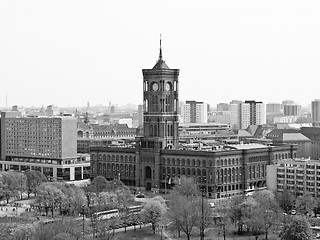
left=1, top=1, right=320, bottom=109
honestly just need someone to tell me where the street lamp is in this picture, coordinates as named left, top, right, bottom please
left=160, top=226, right=164, bottom=240
left=200, top=188, right=205, bottom=240
left=81, top=204, right=86, bottom=239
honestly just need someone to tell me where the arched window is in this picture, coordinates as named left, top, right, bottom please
left=202, top=160, right=206, bottom=167
left=144, top=99, right=148, bottom=112
left=186, top=159, right=190, bottom=166
left=224, top=169, right=228, bottom=182
left=232, top=168, right=235, bottom=182
left=186, top=168, right=190, bottom=176
left=192, top=159, right=195, bottom=166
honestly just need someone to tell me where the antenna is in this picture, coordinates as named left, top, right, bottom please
left=159, top=34, right=162, bottom=60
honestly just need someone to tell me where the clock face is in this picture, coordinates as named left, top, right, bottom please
left=165, top=83, right=171, bottom=91
left=152, top=82, right=159, bottom=91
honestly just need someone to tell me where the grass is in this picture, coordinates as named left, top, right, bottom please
left=110, top=225, right=282, bottom=240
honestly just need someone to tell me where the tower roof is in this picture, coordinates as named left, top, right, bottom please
left=152, top=36, right=169, bottom=69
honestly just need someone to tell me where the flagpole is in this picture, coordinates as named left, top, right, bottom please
left=165, top=176, right=167, bottom=194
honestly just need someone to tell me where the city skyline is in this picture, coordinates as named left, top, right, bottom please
left=1, top=1, right=320, bottom=108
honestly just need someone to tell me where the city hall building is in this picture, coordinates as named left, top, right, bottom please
left=90, top=44, right=297, bottom=198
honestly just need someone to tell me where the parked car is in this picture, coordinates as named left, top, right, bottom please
left=136, top=194, right=145, bottom=198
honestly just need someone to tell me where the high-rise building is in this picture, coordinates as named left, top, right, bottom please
left=312, top=99, right=320, bottom=124
left=283, top=104, right=301, bottom=116
left=181, top=100, right=208, bottom=124
left=245, top=100, right=266, bottom=126
left=217, top=103, right=230, bottom=111
left=230, top=100, right=242, bottom=129
left=0, top=112, right=90, bottom=181
left=266, top=103, right=281, bottom=114
left=137, top=104, right=144, bottom=127
left=230, top=100, right=266, bottom=129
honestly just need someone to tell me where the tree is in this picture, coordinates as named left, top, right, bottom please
left=241, top=197, right=260, bottom=234
left=92, top=176, right=108, bottom=196
left=115, top=188, right=134, bottom=211
left=172, top=176, right=199, bottom=197
left=14, top=172, right=26, bottom=200
left=105, top=179, right=129, bottom=192
left=24, top=170, right=47, bottom=198
left=215, top=199, right=233, bottom=240
left=279, top=215, right=312, bottom=240
left=0, top=171, right=20, bottom=203
left=275, top=189, right=295, bottom=213
left=36, top=184, right=64, bottom=217
left=140, top=200, right=167, bottom=234
left=313, top=198, right=320, bottom=216
left=167, top=194, right=199, bottom=240
left=229, top=195, right=246, bottom=233
left=252, top=190, right=282, bottom=239
left=33, top=218, right=87, bottom=240
left=296, top=193, right=316, bottom=216
left=193, top=194, right=213, bottom=238
left=35, top=182, right=87, bottom=217
left=167, top=177, right=206, bottom=240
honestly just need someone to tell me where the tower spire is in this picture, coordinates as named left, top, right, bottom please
left=159, top=34, right=162, bottom=60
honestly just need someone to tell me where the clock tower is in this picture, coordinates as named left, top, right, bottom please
left=141, top=39, right=179, bottom=150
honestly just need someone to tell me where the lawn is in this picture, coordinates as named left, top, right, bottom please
left=111, top=225, right=282, bottom=240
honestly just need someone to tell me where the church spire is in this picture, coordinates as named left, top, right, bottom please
left=159, top=34, right=162, bottom=60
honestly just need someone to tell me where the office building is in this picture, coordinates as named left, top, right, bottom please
left=0, top=112, right=90, bottom=181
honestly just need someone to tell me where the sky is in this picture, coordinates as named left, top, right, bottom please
left=1, top=1, right=320, bottom=109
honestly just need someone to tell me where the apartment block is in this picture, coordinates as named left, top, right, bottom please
left=267, top=158, right=320, bottom=197
left=312, top=99, right=320, bottom=124
left=181, top=101, right=208, bottom=124
left=230, top=100, right=266, bottom=129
